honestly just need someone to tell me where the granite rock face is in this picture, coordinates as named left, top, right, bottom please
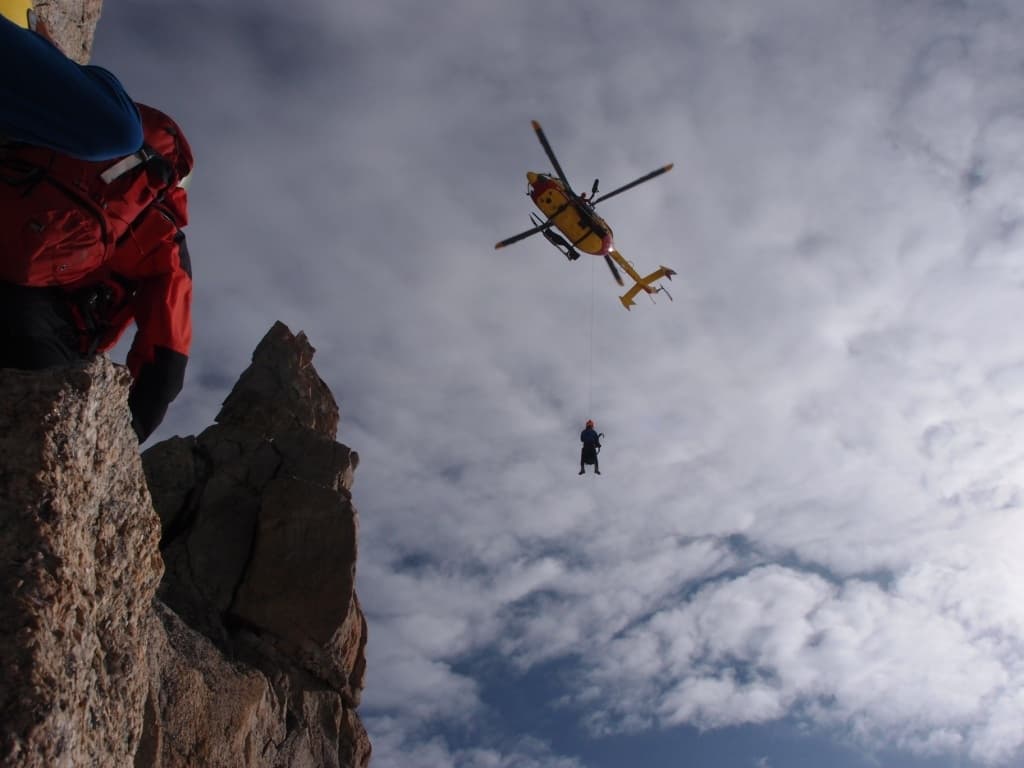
left=0, top=360, right=163, bottom=768
left=36, top=0, right=104, bottom=64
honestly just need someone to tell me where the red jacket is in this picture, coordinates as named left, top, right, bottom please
left=79, top=183, right=192, bottom=376
left=0, top=103, right=194, bottom=440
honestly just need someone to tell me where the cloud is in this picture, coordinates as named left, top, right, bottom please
left=368, top=717, right=586, bottom=768
left=94, top=0, right=1024, bottom=766
left=550, top=562, right=1023, bottom=763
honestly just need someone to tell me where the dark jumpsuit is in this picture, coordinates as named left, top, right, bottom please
left=580, top=428, right=601, bottom=473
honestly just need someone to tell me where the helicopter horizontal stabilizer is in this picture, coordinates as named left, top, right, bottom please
left=619, top=266, right=676, bottom=310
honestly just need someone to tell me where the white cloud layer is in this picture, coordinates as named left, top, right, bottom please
left=93, top=0, right=1024, bottom=765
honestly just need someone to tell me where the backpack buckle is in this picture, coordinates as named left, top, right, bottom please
left=100, top=151, right=145, bottom=184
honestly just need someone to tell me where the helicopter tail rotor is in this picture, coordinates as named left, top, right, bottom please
left=651, top=269, right=675, bottom=303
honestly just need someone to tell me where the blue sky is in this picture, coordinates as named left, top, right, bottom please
left=94, top=1, right=1024, bottom=766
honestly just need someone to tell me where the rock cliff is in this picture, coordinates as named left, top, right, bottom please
left=0, top=323, right=370, bottom=767
left=0, top=362, right=161, bottom=767
left=34, top=0, right=104, bottom=64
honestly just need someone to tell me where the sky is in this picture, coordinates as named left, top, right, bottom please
left=92, top=1, right=1024, bottom=766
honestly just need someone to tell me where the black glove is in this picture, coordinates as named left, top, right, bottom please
left=129, top=346, right=186, bottom=442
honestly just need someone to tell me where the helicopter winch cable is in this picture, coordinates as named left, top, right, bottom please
left=588, top=254, right=595, bottom=418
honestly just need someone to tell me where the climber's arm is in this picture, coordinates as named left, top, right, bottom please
left=0, top=14, right=142, bottom=160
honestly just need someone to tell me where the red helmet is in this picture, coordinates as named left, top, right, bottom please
left=585, top=419, right=594, bottom=428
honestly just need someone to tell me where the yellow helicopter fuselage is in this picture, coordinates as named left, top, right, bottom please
left=527, top=173, right=614, bottom=256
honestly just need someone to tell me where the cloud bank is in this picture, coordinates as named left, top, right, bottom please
left=93, top=0, right=1024, bottom=765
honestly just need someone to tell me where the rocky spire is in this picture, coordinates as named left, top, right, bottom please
left=143, top=322, right=369, bottom=766
left=216, top=321, right=341, bottom=438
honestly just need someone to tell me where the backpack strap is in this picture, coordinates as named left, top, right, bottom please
left=99, top=144, right=165, bottom=184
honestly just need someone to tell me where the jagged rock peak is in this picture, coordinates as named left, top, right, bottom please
left=141, top=321, right=369, bottom=767
left=217, top=321, right=340, bottom=439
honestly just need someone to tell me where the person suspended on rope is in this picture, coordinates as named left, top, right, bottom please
left=579, top=419, right=603, bottom=475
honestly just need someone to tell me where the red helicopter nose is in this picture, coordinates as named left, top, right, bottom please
left=527, top=172, right=539, bottom=186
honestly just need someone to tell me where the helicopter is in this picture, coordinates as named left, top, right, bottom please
left=495, top=120, right=677, bottom=309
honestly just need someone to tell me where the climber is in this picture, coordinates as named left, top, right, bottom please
left=579, top=420, right=603, bottom=475
left=0, top=1, right=195, bottom=443
left=0, top=1, right=142, bottom=160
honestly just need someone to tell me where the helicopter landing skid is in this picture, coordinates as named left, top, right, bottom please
left=532, top=214, right=581, bottom=260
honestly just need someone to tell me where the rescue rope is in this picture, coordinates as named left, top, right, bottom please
left=588, top=255, right=595, bottom=418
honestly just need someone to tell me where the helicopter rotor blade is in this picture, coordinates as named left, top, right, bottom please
left=531, top=120, right=577, bottom=196
left=591, top=163, right=674, bottom=206
left=494, top=201, right=573, bottom=249
left=495, top=221, right=550, bottom=249
left=603, top=252, right=625, bottom=286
